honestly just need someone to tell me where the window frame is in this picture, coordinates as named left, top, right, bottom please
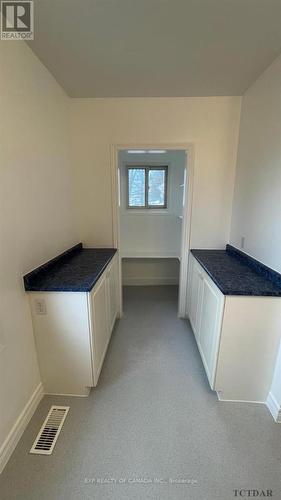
left=126, top=165, right=168, bottom=210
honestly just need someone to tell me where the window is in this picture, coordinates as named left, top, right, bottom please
left=127, top=166, right=168, bottom=209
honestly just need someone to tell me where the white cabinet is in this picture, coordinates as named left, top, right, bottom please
left=187, top=256, right=203, bottom=340
left=29, top=253, right=119, bottom=396
left=89, top=254, right=119, bottom=385
left=187, top=254, right=224, bottom=389
left=187, top=252, right=281, bottom=403
left=106, top=256, right=118, bottom=335
left=90, top=274, right=109, bottom=385
left=198, top=278, right=224, bottom=387
left=30, top=292, right=94, bottom=397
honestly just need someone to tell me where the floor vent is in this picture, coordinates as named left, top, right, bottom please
left=30, top=406, right=69, bottom=455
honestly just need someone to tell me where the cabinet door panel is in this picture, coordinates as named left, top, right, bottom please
left=91, top=276, right=108, bottom=385
left=107, top=257, right=118, bottom=335
left=189, top=258, right=204, bottom=339
left=198, top=279, right=224, bottom=388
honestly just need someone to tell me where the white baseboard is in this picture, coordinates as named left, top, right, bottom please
left=44, top=389, right=91, bottom=397
left=0, top=382, right=44, bottom=474
left=216, top=393, right=265, bottom=404
left=266, top=392, right=281, bottom=423
left=217, top=391, right=281, bottom=423
left=122, top=277, right=179, bottom=286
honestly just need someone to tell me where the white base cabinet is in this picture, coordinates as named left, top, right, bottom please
left=187, top=252, right=281, bottom=402
left=89, top=255, right=119, bottom=385
left=187, top=253, right=224, bottom=389
left=29, top=254, right=119, bottom=396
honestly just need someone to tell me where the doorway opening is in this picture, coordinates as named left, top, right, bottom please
left=111, top=144, right=193, bottom=318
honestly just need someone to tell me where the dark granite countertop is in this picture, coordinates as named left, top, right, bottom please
left=191, top=245, right=281, bottom=296
left=24, top=243, right=117, bottom=292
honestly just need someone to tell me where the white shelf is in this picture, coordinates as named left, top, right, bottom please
left=121, top=253, right=180, bottom=260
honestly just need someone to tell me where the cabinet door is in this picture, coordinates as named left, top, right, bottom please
left=106, top=256, right=118, bottom=336
left=91, top=275, right=109, bottom=385
left=186, top=254, right=194, bottom=318
left=197, top=278, right=224, bottom=388
left=188, top=257, right=204, bottom=340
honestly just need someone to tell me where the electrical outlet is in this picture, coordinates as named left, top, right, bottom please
left=241, top=237, right=245, bottom=249
left=34, top=298, right=47, bottom=315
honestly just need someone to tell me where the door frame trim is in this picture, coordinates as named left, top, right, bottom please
left=110, top=143, right=195, bottom=318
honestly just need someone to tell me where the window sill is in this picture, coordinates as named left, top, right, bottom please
left=121, top=209, right=173, bottom=216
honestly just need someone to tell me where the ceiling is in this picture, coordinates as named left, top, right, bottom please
left=28, top=0, right=281, bottom=97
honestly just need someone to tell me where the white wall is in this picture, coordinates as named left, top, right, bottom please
left=69, top=97, right=241, bottom=250
left=229, top=55, right=281, bottom=415
left=230, top=55, right=281, bottom=272
left=0, top=42, right=78, bottom=467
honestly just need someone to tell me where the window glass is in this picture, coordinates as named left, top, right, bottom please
left=148, top=169, right=166, bottom=207
left=128, top=168, right=145, bottom=207
left=127, top=166, right=167, bottom=208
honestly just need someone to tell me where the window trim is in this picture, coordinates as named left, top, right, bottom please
left=126, top=165, right=168, bottom=209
